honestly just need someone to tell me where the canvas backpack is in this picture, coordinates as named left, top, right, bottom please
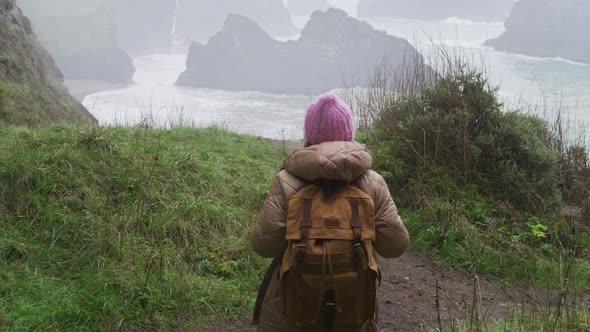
left=279, top=183, right=380, bottom=331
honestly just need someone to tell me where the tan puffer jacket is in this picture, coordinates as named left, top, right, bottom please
left=251, top=141, right=409, bottom=332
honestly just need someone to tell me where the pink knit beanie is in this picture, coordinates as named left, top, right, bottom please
left=304, top=94, right=355, bottom=145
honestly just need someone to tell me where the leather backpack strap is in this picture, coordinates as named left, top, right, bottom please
left=301, top=199, right=312, bottom=241
left=350, top=198, right=362, bottom=244
left=296, top=199, right=312, bottom=265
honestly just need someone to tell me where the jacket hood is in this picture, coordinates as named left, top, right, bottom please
left=283, top=141, right=372, bottom=183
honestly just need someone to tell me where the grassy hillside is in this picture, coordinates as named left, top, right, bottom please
left=0, top=122, right=588, bottom=330
left=0, top=126, right=284, bottom=330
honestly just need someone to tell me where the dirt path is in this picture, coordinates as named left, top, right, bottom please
left=375, top=251, right=531, bottom=331
left=198, top=250, right=589, bottom=331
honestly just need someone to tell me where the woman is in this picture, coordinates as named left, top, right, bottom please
left=251, top=93, right=409, bottom=332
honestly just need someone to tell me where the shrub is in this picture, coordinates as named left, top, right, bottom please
left=350, top=50, right=590, bottom=286
left=476, top=111, right=561, bottom=212
left=557, top=144, right=590, bottom=206
left=369, top=67, right=561, bottom=214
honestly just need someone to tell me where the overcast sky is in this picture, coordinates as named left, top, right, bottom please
left=328, top=0, right=359, bottom=16
left=283, top=0, right=360, bottom=16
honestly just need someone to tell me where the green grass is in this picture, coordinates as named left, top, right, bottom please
left=401, top=203, right=590, bottom=289
left=0, top=125, right=285, bottom=330
left=0, top=123, right=587, bottom=330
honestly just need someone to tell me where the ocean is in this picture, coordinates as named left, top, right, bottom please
left=82, top=16, right=590, bottom=143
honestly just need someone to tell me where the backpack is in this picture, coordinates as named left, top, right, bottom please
left=279, top=183, right=380, bottom=331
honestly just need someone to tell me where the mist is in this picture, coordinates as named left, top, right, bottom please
left=10, top=0, right=590, bottom=141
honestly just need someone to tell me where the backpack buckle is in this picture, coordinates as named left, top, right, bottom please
left=324, top=302, right=342, bottom=313
left=295, top=244, right=306, bottom=265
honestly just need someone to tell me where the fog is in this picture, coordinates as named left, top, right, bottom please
left=15, top=0, right=370, bottom=86
left=13, top=0, right=590, bottom=142
left=16, top=0, right=520, bottom=59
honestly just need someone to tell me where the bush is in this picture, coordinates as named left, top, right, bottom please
left=557, top=144, right=590, bottom=206
left=476, top=112, right=561, bottom=212
left=370, top=68, right=561, bottom=214
left=351, top=51, right=590, bottom=285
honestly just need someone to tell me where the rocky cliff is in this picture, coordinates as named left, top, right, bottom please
left=357, top=0, right=515, bottom=21
left=288, top=0, right=329, bottom=16
left=0, top=0, right=96, bottom=125
left=175, top=0, right=297, bottom=43
left=177, top=9, right=428, bottom=95
left=485, top=0, right=590, bottom=64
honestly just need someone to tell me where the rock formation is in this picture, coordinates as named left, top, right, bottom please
left=0, top=0, right=96, bottom=125
left=177, top=9, right=429, bottom=95
left=357, top=0, right=516, bottom=22
left=485, top=0, right=590, bottom=64
left=175, top=0, right=297, bottom=43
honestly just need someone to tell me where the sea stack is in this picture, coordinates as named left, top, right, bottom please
left=485, top=0, right=590, bottom=64
left=176, top=9, right=430, bottom=95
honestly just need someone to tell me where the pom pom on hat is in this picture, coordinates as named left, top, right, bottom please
left=304, top=93, right=355, bottom=145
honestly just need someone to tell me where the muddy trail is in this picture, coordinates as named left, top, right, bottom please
left=198, top=250, right=590, bottom=331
